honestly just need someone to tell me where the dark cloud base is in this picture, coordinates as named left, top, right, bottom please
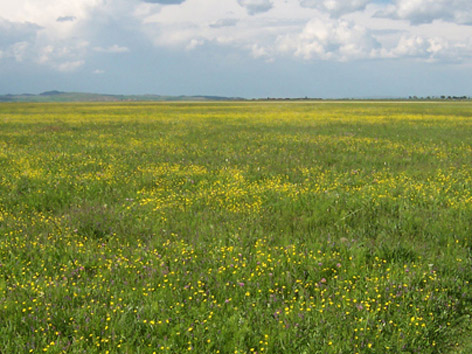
left=57, top=16, right=77, bottom=22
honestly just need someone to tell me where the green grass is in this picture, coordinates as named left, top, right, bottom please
left=0, top=101, right=471, bottom=353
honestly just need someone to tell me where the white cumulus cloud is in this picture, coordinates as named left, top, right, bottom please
left=36, top=40, right=89, bottom=71
left=388, top=34, right=472, bottom=62
left=299, top=0, right=371, bottom=17
left=57, top=60, right=84, bottom=72
left=277, top=18, right=380, bottom=61
left=1, top=0, right=472, bottom=75
left=380, top=0, right=472, bottom=25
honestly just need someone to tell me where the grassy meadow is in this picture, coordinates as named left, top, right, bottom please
left=0, top=101, right=471, bottom=353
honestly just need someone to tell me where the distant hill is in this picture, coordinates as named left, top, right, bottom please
left=0, top=91, right=245, bottom=102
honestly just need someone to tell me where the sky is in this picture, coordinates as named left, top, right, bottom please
left=1, top=0, right=472, bottom=98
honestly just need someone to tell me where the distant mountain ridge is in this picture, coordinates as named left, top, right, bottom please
left=0, top=91, right=245, bottom=102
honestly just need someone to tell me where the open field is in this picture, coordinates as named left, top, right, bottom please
left=0, top=101, right=471, bottom=353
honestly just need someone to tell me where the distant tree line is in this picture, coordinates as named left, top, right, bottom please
left=252, top=97, right=323, bottom=101
left=252, top=96, right=471, bottom=101
left=408, top=96, right=471, bottom=100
